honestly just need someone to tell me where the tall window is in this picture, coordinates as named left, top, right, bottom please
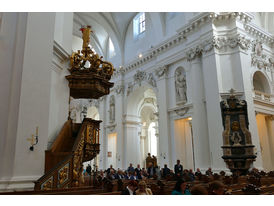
left=108, top=38, right=116, bottom=58
left=133, top=12, right=146, bottom=38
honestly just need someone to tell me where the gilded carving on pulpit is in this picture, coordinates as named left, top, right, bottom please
left=41, top=176, right=53, bottom=191
left=175, top=67, right=187, bottom=104
left=58, top=164, right=69, bottom=186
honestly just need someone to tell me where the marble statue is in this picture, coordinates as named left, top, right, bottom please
left=175, top=68, right=187, bottom=104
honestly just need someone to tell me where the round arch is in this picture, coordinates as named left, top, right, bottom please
left=126, top=83, right=158, bottom=116
left=252, top=70, right=272, bottom=94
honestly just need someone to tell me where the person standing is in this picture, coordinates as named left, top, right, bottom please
left=86, top=164, right=91, bottom=176
left=174, top=160, right=183, bottom=178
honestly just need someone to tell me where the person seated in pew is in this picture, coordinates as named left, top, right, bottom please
left=123, top=171, right=129, bottom=179
left=115, top=169, right=125, bottom=180
left=190, top=184, right=208, bottom=195
left=147, top=162, right=156, bottom=178
left=162, top=164, right=171, bottom=179
left=188, top=169, right=195, bottom=182
left=171, top=179, right=191, bottom=195
left=107, top=169, right=116, bottom=180
left=129, top=171, right=139, bottom=180
left=121, top=180, right=138, bottom=195
left=106, top=165, right=115, bottom=174
left=127, top=163, right=135, bottom=174
left=155, top=166, right=161, bottom=180
left=195, top=168, right=202, bottom=176
left=135, top=164, right=142, bottom=179
left=206, top=167, right=213, bottom=176
left=208, top=181, right=225, bottom=195
left=135, top=181, right=153, bottom=195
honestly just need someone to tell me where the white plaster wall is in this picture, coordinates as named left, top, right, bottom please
left=0, top=13, right=28, bottom=181
left=8, top=13, right=56, bottom=191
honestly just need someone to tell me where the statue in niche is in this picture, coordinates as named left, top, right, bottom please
left=109, top=95, right=115, bottom=123
left=175, top=68, right=187, bottom=104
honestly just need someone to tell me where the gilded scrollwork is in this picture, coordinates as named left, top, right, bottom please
left=58, top=164, right=69, bottom=186
left=41, top=177, right=53, bottom=191
left=69, top=26, right=114, bottom=80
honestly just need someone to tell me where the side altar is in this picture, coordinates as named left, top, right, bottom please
left=220, top=89, right=257, bottom=175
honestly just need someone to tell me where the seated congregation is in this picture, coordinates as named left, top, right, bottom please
left=79, top=160, right=274, bottom=195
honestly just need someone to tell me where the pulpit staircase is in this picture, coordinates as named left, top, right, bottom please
left=34, top=118, right=101, bottom=191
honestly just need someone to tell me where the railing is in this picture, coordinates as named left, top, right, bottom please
left=253, top=90, right=274, bottom=104
left=34, top=118, right=101, bottom=191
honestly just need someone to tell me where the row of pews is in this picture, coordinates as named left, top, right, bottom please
left=1, top=173, right=274, bottom=195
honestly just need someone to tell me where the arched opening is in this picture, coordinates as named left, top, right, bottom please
left=253, top=71, right=271, bottom=94
left=124, top=85, right=159, bottom=168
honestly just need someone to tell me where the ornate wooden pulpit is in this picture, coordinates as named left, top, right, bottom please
left=35, top=26, right=114, bottom=191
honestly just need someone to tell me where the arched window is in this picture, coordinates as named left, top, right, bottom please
left=133, top=12, right=146, bottom=38
left=148, top=122, right=157, bottom=156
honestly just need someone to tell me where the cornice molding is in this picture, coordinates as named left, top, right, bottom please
left=210, top=12, right=252, bottom=24
left=185, top=34, right=252, bottom=61
left=244, top=23, right=274, bottom=48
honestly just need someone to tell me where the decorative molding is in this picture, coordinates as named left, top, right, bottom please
left=147, top=73, right=157, bottom=87
left=126, top=82, right=134, bottom=96
left=186, top=34, right=252, bottom=61
left=244, top=23, right=274, bottom=48
left=106, top=124, right=116, bottom=132
left=213, top=35, right=251, bottom=51
left=155, top=65, right=169, bottom=78
left=251, top=39, right=274, bottom=70
left=127, top=70, right=158, bottom=96
left=168, top=104, right=193, bottom=117
left=51, top=41, right=70, bottom=72
left=134, top=70, right=147, bottom=86
left=114, top=84, right=125, bottom=95
left=108, top=95, right=115, bottom=123
left=209, top=12, right=252, bottom=24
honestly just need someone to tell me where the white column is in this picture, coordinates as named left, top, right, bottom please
left=0, top=13, right=28, bottom=182
left=156, top=68, right=170, bottom=167
left=202, top=51, right=227, bottom=172
left=0, top=13, right=56, bottom=191
left=124, top=115, right=142, bottom=167
left=190, top=56, right=211, bottom=172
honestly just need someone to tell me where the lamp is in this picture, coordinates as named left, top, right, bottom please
left=27, top=127, right=39, bottom=151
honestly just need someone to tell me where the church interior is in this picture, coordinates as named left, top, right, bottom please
left=0, top=9, right=274, bottom=197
